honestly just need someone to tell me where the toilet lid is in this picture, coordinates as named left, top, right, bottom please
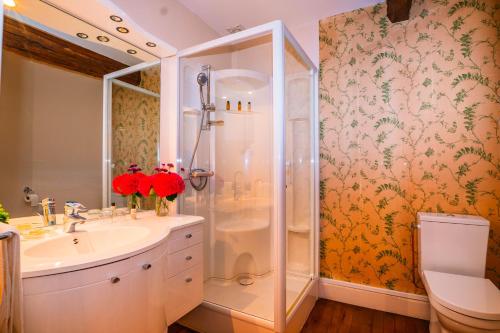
left=424, top=270, right=500, bottom=320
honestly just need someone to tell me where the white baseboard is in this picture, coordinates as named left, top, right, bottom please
left=319, top=278, right=430, bottom=320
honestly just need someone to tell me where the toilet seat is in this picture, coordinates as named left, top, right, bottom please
left=423, top=270, right=500, bottom=331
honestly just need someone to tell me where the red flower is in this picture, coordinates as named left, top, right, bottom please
left=138, top=176, right=153, bottom=197
left=112, top=172, right=146, bottom=196
left=151, top=172, right=185, bottom=198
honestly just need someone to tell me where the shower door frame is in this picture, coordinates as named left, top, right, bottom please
left=102, top=60, right=161, bottom=208
left=175, top=20, right=319, bottom=333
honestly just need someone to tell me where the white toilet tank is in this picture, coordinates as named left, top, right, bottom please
left=418, top=212, right=490, bottom=278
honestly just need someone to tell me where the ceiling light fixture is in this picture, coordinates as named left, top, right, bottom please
left=110, top=15, right=123, bottom=22
left=146, top=42, right=157, bottom=47
left=3, top=0, right=16, bottom=7
left=76, top=33, right=89, bottom=39
left=97, top=36, right=110, bottom=42
left=116, top=27, right=129, bottom=34
left=127, top=49, right=137, bottom=55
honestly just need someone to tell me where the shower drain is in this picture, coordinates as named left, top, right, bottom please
left=237, top=275, right=254, bottom=286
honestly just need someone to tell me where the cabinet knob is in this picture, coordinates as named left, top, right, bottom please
left=142, top=263, right=152, bottom=270
left=185, top=233, right=192, bottom=239
left=110, top=277, right=120, bottom=284
left=185, top=256, right=192, bottom=261
left=185, top=277, right=192, bottom=283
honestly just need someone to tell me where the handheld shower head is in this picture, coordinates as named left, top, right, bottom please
left=197, top=72, right=208, bottom=86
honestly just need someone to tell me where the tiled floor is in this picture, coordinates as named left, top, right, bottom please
left=168, top=299, right=429, bottom=333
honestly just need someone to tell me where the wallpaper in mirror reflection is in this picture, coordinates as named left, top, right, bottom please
left=111, top=66, right=161, bottom=209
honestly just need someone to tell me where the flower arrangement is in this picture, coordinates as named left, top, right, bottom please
left=0, top=203, right=10, bottom=224
left=112, top=164, right=146, bottom=209
left=112, top=163, right=185, bottom=217
left=138, top=163, right=185, bottom=216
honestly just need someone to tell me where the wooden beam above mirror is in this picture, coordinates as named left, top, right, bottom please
left=2, top=16, right=141, bottom=85
left=387, top=0, right=412, bottom=23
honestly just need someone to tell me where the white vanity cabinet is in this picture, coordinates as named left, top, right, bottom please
left=22, top=220, right=204, bottom=333
left=165, top=223, right=204, bottom=325
left=23, top=240, right=168, bottom=333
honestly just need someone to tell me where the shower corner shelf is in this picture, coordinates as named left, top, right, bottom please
left=215, top=69, right=270, bottom=92
left=218, top=110, right=261, bottom=115
left=287, top=224, right=310, bottom=233
left=183, top=106, right=201, bottom=115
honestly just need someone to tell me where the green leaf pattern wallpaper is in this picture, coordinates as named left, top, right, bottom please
left=112, top=66, right=160, bottom=179
left=319, top=0, right=500, bottom=294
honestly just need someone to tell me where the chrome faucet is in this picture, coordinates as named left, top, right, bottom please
left=64, top=201, right=88, bottom=233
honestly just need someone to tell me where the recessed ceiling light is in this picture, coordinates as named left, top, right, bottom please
left=97, top=36, right=110, bottom=42
left=76, top=33, right=89, bottom=39
left=3, top=0, right=16, bottom=7
left=127, top=49, right=137, bottom=55
left=146, top=42, right=156, bottom=47
left=116, top=27, right=129, bottom=34
left=110, top=15, right=123, bottom=22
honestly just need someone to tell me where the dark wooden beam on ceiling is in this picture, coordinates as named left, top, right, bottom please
left=387, top=0, right=412, bottom=23
left=2, top=16, right=141, bottom=85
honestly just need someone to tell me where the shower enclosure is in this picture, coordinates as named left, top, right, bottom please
left=170, top=21, right=319, bottom=332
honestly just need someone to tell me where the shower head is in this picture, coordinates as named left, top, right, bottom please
left=197, top=72, right=208, bottom=86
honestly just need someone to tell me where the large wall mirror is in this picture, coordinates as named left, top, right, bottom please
left=0, top=0, right=161, bottom=217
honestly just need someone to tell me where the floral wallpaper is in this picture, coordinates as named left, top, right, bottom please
left=319, top=0, right=500, bottom=294
left=112, top=66, right=160, bottom=178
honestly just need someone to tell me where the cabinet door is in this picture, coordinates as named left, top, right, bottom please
left=24, top=250, right=168, bottom=333
left=127, top=251, right=168, bottom=333
left=24, top=273, right=129, bottom=333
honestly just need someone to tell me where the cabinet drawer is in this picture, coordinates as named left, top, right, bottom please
left=166, top=264, right=203, bottom=325
left=167, top=224, right=203, bottom=254
left=167, top=243, right=203, bottom=278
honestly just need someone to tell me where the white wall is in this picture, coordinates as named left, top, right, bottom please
left=109, top=0, right=220, bottom=51
left=288, top=21, right=320, bottom=67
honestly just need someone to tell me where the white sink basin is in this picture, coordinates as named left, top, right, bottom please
left=23, top=226, right=151, bottom=259
left=16, top=212, right=205, bottom=278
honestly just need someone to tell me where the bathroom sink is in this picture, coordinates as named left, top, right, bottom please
left=18, top=212, right=205, bottom=278
left=23, top=226, right=151, bottom=259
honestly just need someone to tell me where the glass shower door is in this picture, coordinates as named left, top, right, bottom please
left=178, top=34, right=276, bottom=322
left=284, top=37, right=316, bottom=315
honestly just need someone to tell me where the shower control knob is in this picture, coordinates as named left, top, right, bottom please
left=185, top=277, right=192, bottom=283
left=185, top=256, right=192, bottom=261
left=185, top=233, right=192, bottom=239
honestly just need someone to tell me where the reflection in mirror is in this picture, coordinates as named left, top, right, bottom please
left=0, top=2, right=159, bottom=218
left=110, top=65, right=160, bottom=209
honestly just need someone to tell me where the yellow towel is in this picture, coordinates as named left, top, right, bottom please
left=0, top=224, right=23, bottom=333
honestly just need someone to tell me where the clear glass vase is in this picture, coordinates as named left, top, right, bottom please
left=127, top=194, right=142, bottom=211
left=155, top=196, right=169, bottom=217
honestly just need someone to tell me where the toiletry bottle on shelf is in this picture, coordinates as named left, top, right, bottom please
left=226, top=100, right=231, bottom=111
left=247, top=101, right=252, bottom=112
left=130, top=203, right=137, bottom=219
left=111, top=202, right=116, bottom=220
left=238, top=101, right=242, bottom=112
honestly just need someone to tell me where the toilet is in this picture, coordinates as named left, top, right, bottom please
left=418, top=212, right=500, bottom=333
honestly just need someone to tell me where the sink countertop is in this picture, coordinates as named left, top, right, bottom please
left=19, top=211, right=204, bottom=278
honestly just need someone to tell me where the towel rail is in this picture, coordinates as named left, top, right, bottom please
left=0, top=231, right=14, bottom=240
